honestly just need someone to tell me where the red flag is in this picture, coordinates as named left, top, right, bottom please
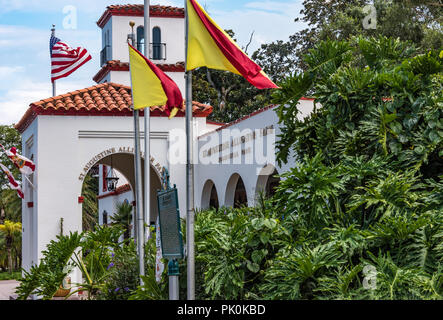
left=128, top=43, right=183, bottom=118
left=186, top=0, right=278, bottom=89
left=0, top=163, right=24, bottom=199
left=1, top=144, right=35, bottom=175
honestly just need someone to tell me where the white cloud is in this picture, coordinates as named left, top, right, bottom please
left=0, top=66, right=24, bottom=77
left=244, top=1, right=302, bottom=15
left=0, top=77, right=95, bottom=125
left=0, top=0, right=306, bottom=126
left=211, top=1, right=305, bottom=53
left=0, top=0, right=181, bottom=14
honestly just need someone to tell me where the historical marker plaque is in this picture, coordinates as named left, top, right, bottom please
left=157, top=187, right=184, bottom=260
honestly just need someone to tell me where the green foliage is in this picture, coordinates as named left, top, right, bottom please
left=81, top=173, right=98, bottom=232
left=68, top=225, right=123, bottom=299
left=129, top=231, right=168, bottom=300
left=263, top=36, right=443, bottom=300
left=111, top=201, right=134, bottom=240
left=15, top=232, right=83, bottom=300
left=97, top=241, right=140, bottom=300
left=291, top=0, right=443, bottom=71
left=192, top=204, right=291, bottom=300
left=0, top=271, right=21, bottom=280
left=0, top=125, right=22, bottom=223
left=192, top=30, right=277, bottom=124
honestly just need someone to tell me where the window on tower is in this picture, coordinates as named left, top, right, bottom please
left=137, top=26, right=145, bottom=55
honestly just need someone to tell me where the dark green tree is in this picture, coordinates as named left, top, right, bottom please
left=111, top=201, right=133, bottom=240
left=263, top=36, right=443, bottom=299
left=0, top=125, right=23, bottom=223
left=290, top=0, right=443, bottom=70
left=192, top=30, right=277, bottom=123
left=81, top=172, right=99, bottom=232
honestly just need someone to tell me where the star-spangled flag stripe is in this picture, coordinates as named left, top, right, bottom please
left=50, top=35, right=91, bottom=82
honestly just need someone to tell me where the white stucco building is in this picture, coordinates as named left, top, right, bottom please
left=15, top=4, right=314, bottom=284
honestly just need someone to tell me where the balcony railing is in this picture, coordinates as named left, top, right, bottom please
left=100, top=43, right=166, bottom=67
left=151, top=43, right=166, bottom=61
left=136, top=43, right=167, bottom=61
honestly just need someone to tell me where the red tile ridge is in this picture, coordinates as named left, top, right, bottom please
left=15, top=82, right=213, bottom=134
left=97, top=4, right=185, bottom=29
left=97, top=183, right=132, bottom=199
left=93, top=60, right=185, bottom=84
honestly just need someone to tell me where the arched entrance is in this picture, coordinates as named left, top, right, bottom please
left=201, top=179, right=219, bottom=210
left=80, top=152, right=162, bottom=227
left=225, top=173, right=248, bottom=208
left=255, top=164, right=280, bottom=199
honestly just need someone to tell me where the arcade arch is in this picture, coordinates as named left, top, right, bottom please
left=201, top=179, right=219, bottom=210
left=255, top=164, right=280, bottom=200
left=225, top=173, right=248, bottom=208
left=79, top=152, right=162, bottom=226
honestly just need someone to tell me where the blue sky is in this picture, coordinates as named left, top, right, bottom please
left=0, top=0, right=305, bottom=125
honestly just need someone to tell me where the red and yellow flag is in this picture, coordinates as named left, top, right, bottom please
left=0, top=144, right=35, bottom=176
left=128, top=44, right=183, bottom=118
left=0, top=163, right=24, bottom=199
left=186, top=0, right=278, bottom=89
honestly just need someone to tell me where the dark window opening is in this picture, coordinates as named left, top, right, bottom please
left=234, top=177, right=247, bottom=208
left=137, top=26, right=145, bottom=54
left=103, top=211, right=108, bottom=225
left=152, top=27, right=162, bottom=60
left=209, top=185, right=219, bottom=209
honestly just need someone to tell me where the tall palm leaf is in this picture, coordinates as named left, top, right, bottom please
left=0, top=220, right=22, bottom=273
left=81, top=173, right=99, bottom=232
left=111, top=201, right=133, bottom=240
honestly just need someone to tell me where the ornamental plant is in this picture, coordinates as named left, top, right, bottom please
left=262, top=36, right=443, bottom=299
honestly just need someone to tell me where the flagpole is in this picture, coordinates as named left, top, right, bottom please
left=129, top=21, right=145, bottom=285
left=184, top=0, right=195, bottom=301
left=51, top=25, right=56, bottom=97
left=143, top=0, right=151, bottom=243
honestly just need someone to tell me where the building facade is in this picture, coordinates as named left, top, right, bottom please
left=15, top=4, right=314, bottom=283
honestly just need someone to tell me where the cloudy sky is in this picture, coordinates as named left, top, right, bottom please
left=0, top=0, right=306, bottom=126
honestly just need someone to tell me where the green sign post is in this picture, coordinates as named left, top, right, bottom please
left=157, top=168, right=184, bottom=300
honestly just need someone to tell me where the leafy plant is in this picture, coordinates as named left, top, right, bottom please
left=15, top=232, right=83, bottom=300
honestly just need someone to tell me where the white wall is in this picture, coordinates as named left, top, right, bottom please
left=110, top=15, right=185, bottom=66
left=20, top=113, right=209, bottom=285
left=195, top=100, right=315, bottom=209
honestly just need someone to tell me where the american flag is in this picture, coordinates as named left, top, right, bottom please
left=50, top=35, right=91, bottom=82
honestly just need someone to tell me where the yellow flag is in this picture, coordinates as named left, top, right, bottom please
left=129, top=45, right=168, bottom=110
left=186, top=0, right=278, bottom=89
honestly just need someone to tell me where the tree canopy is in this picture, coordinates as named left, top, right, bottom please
left=0, top=125, right=22, bottom=223
left=193, top=1, right=442, bottom=123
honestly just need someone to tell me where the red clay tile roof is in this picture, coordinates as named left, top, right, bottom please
left=15, top=82, right=213, bottom=133
left=97, top=4, right=184, bottom=28
left=93, top=60, right=185, bottom=83
left=97, top=183, right=132, bottom=199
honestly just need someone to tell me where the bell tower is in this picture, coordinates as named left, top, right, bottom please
left=93, top=4, right=186, bottom=93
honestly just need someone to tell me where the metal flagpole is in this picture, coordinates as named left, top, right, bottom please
left=143, top=0, right=151, bottom=243
left=51, top=25, right=56, bottom=97
left=129, top=21, right=145, bottom=284
left=184, top=0, right=195, bottom=300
